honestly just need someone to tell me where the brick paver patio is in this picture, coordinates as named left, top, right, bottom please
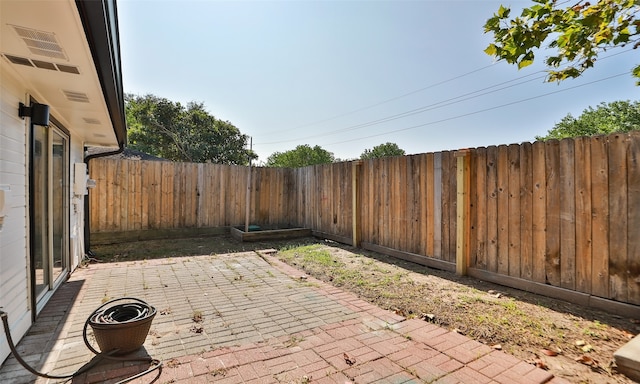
left=0, top=250, right=569, bottom=384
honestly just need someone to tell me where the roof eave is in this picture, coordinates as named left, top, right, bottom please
left=75, top=0, right=126, bottom=147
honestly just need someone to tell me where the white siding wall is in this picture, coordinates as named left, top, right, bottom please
left=0, top=65, right=89, bottom=365
left=0, top=63, right=31, bottom=364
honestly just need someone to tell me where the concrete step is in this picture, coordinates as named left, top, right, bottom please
left=614, top=333, right=640, bottom=382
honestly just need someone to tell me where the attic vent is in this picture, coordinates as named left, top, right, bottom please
left=2, top=54, right=80, bottom=75
left=83, top=118, right=101, bottom=125
left=4, top=54, right=33, bottom=67
left=11, top=25, right=67, bottom=60
left=56, top=64, right=80, bottom=74
left=62, top=90, right=90, bottom=103
left=32, top=60, right=57, bottom=71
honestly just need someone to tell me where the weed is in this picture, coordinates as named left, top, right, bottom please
left=192, top=310, right=204, bottom=323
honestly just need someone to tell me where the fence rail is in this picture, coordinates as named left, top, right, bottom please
left=89, top=131, right=640, bottom=309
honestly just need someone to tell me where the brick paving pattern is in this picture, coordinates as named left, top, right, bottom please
left=0, top=251, right=569, bottom=383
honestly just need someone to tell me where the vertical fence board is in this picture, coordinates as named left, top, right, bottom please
left=398, top=157, right=408, bottom=251
left=425, top=153, right=435, bottom=256
left=545, top=140, right=561, bottom=287
left=508, top=144, right=521, bottom=278
left=531, top=141, right=546, bottom=283
left=468, top=152, right=477, bottom=269
left=560, top=138, right=576, bottom=291
left=441, top=152, right=451, bottom=260
left=118, top=160, right=129, bottom=231
left=590, top=136, right=609, bottom=298
left=574, top=137, right=592, bottom=294
left=415, top=156, right=424, bottom=254
left=173, top=163, right=183, bottom=228
left=497, top=145, right=509, bottom=275
left=520, top=143, right=533, bottom=281
left=408, top=156, right=420, bottom=254
left=486, top=146, right=498, bottom=273
left=105, top=160, right=115, bottom=231
left=474, top=148, right=487, bottom=269
left=608, top=134, right=628, bottom=302
left=448, top=151, right=457, bottom=263
left=627, top=131, right=640, bottom=305
left=433, top=153, right=443, bottom=258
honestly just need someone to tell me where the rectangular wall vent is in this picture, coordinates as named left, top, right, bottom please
left=83, top=118, right=101, bottom=125
left=11, top=25, right=67, bottom=61
left=32, top=60, right=57, bottom=71
left=2, top=54, right=80, bottom=75
left=4, top=54, right=34, bottom=67
left=56, top=64, right=80, bottom=74
left=62, top=90, right=90, bottom=103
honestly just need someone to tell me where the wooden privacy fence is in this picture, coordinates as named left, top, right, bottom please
left=89, top=131, right=640, bottom=311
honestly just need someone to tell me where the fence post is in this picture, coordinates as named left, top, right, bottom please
left=352, top=160, right=363, bottom=247
left=455, top=149, right=471, bottom=275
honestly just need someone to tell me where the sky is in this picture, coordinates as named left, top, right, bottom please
left=118, top=0, right=638, bottom=163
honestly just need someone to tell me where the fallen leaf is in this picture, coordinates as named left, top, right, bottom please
left=575, top=340, right=586, bottom=347
left=541, top=349, right=558, bottom=356
left=532, top=359, right=548, bottom=370
left=166, top=359, right=180, bottom=368
left=343, top=353, right=356, bottom=366
left=452, top=328, right=465, bottom=335
left=576, top=355, right=598, bottom=367
left=491, top=344, right=502, bottom=350
left=581, top=344, right=594, bottom=353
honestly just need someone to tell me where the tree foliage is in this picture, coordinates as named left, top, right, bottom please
left=265, top=145, right=335, bottom=168
left=126, top=94, right=255, bottom=164
left=360, top=142, right=406, bottom=159
left=536, top=100, right=640, bottom=140
left=484, top=0, right=640, bottom=83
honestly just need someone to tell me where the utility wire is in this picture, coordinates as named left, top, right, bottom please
left=252, top=63, right=497, bottom=136
left=256, top=71, right=547, bottom=145
left=320, top=71, right=629, bottom=147
left=255, top=48, right=634, bottom=147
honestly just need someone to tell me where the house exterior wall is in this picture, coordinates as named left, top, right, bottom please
left=0, top=60, right=32, bottom=364
left=0, top=60, right=89, bottom=365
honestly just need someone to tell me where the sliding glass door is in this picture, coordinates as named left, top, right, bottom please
left=31, top=122, right=69, bottom=310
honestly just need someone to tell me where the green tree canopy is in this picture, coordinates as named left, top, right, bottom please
left=536, top=100, right=640, bottom=140
left=126, top=94, right=256, bottom=164
left=484, top=0, right=640, bottom=83
left=360, top=142, right=406, bottom=159
left=265, top=145, right=335, bottom=168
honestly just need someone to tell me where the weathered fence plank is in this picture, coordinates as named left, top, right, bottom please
left=545, top=140, right=561, bottom=287
left=474, top=147, right=487, bottom=269
left=508, top=144, right=521, bottom=278
left=520, top=142, right=533, bottom=281
left=574, top=137, right=592, bottom=294
left=609, top=134, right=628, bottom=302
left=531, top=141, right=547, bottom=284
left=497, top=145, right=509, bottom=275
left=560, top=138, right=576, bottom=291
left=590, top=136, right=609, bottom=299
left=627, top=131, right=640, bottom=305
left=485, top=146, right=498, bottom=273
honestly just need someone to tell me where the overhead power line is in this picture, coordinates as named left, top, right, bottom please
left=320, top=72, right=629, bottom=147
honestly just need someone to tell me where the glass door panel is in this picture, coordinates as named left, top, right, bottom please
left=52, top=130, right=67, bottom=284
left=33, top=125, right=49, bottom=301
left=31, top=122, right=69, bottom=308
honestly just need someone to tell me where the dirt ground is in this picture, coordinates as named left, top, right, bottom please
left=92, top=235, right=639, bottom=384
